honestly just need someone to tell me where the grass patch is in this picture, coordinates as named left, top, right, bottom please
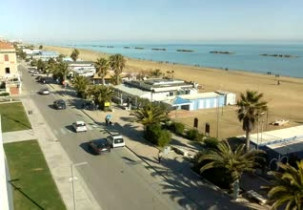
left=0, top=102, right=31, bottom=132
left=4, top=140, right=66, bottom=210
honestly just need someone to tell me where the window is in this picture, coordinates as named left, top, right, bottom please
left=5, top=68, right=10, bottom=74
left=4, top=55, right=9, bottom=61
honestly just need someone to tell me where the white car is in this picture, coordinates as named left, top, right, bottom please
left=72, top=121, right=87, bottom=132
left=107, top=132, right=125, bottom=148
left=39, top=88, right=50, bottom=95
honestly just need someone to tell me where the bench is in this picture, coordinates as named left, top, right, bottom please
left=246, top=190, right=267, bottom=205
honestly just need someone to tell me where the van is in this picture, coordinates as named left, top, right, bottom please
left=107, top=132, right=125, bottom=148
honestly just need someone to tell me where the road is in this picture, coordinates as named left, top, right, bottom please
left=20, top=65, right=179, bottom=210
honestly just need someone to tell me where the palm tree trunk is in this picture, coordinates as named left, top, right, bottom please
left=245, top=129, right=250, bottom=152
left=233, top=179, right=240, bottom=200
left=102, top=77, right=105, bottom=85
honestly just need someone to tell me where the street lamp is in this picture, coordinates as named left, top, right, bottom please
left=70, top=162, right=88, bottom=210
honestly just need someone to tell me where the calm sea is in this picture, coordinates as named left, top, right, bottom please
left=51, top=41, right=303, bottom=78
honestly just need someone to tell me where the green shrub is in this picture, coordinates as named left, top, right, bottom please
left=158, top=130, right=172, bottom=147
left=0, top=92, right=9, bottom=97
left=186, top=129, right=203, bottom=141
left=144, top=124, right=172, bottom=147
left=204, top=137, right=219, bottom=149
left=144, top=124, right=162, bottom=145
left=171, top=122, right=185, bottom=135
left=192, top=152, right=233, bottom=189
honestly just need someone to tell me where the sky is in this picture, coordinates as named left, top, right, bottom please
left=0, top=0, right=302, bottom=42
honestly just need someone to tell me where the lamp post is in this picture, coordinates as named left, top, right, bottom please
left=70, top=162, right=88, bottom=210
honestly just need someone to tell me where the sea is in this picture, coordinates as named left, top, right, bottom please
left=47, top=41, right=303, bottom=78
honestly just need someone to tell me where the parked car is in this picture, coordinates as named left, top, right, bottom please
left=88, top=139, right=111, bottom=155
left=107, top=132, right=125, bottom=148
left=72, top=121, right=87, bottom=132
left=39, top=88, right=50, bottom=95
left=53, top=99, right=66, bottom=110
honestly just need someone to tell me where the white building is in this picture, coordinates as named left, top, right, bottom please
left=67, top=61, right=96, bottom=77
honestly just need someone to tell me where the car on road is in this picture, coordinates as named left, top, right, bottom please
left=72, top=121, right=87, bottom=132
left=88, top=139, right=111, bottom=155
left=107, top=132, right=125, bottom=148
left=53, top=99, right=66, bottom=110
left=39, top=88, right=50, bottom=95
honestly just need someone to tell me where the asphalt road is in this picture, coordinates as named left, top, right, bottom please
left=20, top=65, right=178, bottom=210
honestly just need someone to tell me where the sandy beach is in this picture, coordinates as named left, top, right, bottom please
left=45, top=45, right=303, bottom=138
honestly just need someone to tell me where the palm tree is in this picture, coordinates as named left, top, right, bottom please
left=86, top=85, right=114, bottom=110
left=57, top=61, right=69, bottom=82
left=266, top=161, right=303, bottom=210
left=70, top=48, right=80, bottom=61
left=237, top=90, right=268, bottom=152
left=132, top=102, right=168, bottom=128
left=72, top=75, right=89, bottom=98
left=95, top=58, right=109, bottom=85
left=37, top=59, right=46, bottom=73
left=199, top=140, right=264, bottom=199
left=109, top=54, right=126, bottom=85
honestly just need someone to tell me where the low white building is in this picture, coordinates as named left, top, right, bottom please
left=114, top=79, right=197, bottom=104
left=67, top=61, right=96, bottom=77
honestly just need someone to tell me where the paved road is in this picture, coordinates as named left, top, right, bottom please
left=20, top=65, right=180, bottom=210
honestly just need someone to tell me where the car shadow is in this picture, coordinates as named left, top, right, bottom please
left=79, top=142, right=96, bottom=155
left=65, top=125, right=76, bottom=133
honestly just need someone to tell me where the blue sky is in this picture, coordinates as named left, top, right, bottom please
left=0, top=0, right=302, bottom=42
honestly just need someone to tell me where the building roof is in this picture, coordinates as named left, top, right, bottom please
left=0, top=42, right=14, bottom=50
left=173, top=97, right=191, bottom=105
left=114, top=84, right=150, bottom=97
left=181, top=92, right=220, bottom=100
left=248, top=125, right=303, bottom=155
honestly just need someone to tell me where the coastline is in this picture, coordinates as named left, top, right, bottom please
left=44, top=45, right=303, bottom=135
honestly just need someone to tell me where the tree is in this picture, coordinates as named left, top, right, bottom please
left=109, top=54, right=126, bottom=85
left=266, top=161, right=303, bottom=210
left=199, top=141, right=264, bottom=199
left=72, top=75, right=90, bottom=98
left=37, top=59, right=46, bottom=73
left=95, top=58, right=109, bottom=85
left=86, top=85, right=114, bottom=110
left=57, top=54, right=65, bottom=62
left=237, top=90, right=268, bottom=152
left=46, top=59, right=57, bottom=77
left=39, top=45, right=43, bottom=50
left=70, top=49, right=80, bottom=61
left=52, top=61, right=69, bottom=82
left=133, top=102, right=168, bottom=128
left=149, top=69, right=163, bottom=78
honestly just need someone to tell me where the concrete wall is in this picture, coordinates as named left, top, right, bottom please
left=0, top=115, right=14, bottom=210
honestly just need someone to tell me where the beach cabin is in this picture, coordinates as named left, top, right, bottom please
left=164, top=92, right=225, bottom=111
left=216, top=90, right=236, bottom=105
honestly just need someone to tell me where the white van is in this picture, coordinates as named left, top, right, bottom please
left=107, top=132, right=125, bottom=148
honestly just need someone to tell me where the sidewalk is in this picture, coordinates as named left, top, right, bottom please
left=4, top=81, right=101, bottom=210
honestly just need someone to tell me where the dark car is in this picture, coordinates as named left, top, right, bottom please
left=88, top=139, right=111, bottom=155
left=53, top=99, right=66, bottom=110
